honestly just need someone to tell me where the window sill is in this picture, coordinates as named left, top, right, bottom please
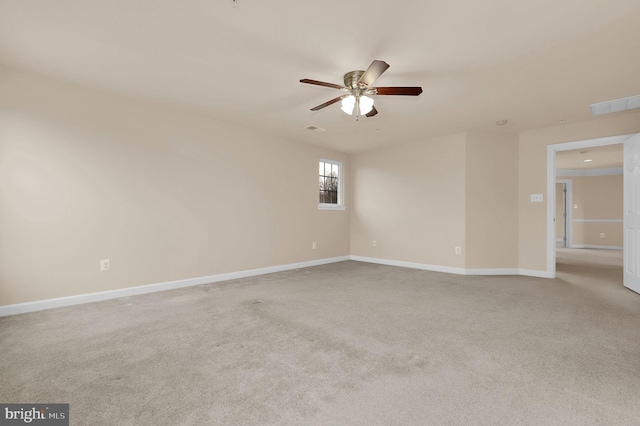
left=318, top=204, right=347, bottom=211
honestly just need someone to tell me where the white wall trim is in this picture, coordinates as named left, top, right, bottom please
left=349, top=256, right=549, bottom=278
left=349, top=255, right=466, bottom=275
left=556, top=167, right=623, bottom=176
left=0, top=256, right=350, bottom=317
left=464, top=268, right=521, bottom=276
left=570, top=245, right=623, bottom=250
left=572, top=218, right=623, bottom=223
left=519, top=268, right=554, bottom=278
left=547, top=133, right=632, bottom=278
left=317, top=205, right=347, bottom=211
left=2, top=255, right=557, bottom=317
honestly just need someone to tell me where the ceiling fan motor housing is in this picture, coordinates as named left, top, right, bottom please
left=344, top=70, right=366, bottom=89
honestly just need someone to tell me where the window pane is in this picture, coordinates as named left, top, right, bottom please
left=322, top=191, right=330, bottom=204
left=318, top=160, right=342, bottom=207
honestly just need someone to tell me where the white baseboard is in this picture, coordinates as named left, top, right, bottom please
left=0, top=256, right=350, bottom=317
left=0, top=255, right=554, bottom=317
left=464, top=268, right=522, bottom=276
left=349, top=255, right=467, bottom=275
left=518, top=269, right=554, bottom=278
left=349, top=256, right=544, bottom=277
left=570, top=245, right=623, bottom=250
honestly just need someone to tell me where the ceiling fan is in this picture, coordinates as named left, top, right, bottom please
left=300, top=60, right=422, bottom=119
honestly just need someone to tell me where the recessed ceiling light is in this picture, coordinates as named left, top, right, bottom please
left=584, top=159, right=593, bottom=163
left=496, top=120, right=508, bottom=126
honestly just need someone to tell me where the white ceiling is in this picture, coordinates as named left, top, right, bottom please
left=1, top=0, right=639, bottom=153
left=556, top=144, right=623, bottom=170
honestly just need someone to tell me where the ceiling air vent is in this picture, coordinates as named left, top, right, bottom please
left=590, top=94, right=640, bottom=116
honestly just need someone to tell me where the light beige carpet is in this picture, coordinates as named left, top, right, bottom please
left=1, top=251, right=639, bottom=425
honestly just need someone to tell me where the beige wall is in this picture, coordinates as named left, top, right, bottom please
left=350, top=133, right=467, bottom=268
left=556, top=174, right=623, bottom=247
left=3, top=65, right=640, bottom=307
left=572, top=222, right=623, bottom=247
left=465, top=132, right=519, bottom=269
left=0, top=67, right=350, bottom=305
left=350, top=130, right=519, bottom=270
left=519, top=113, right=640, bottom=271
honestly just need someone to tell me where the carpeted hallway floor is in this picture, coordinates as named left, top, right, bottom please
left=1, top=250, right=639, bottom=425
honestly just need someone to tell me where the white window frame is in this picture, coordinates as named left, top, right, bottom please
left=318, top=158, right=346, bottom=210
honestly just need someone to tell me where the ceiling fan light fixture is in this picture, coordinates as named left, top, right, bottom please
left=341, top=95, right=355, bottom=115
left=359, top=95, right=374, bottom=115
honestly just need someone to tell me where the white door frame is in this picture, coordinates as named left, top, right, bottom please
left=546, top=134, right=632, bottom=278
left=555, top=179, right=573, bottom=248
left=623, top=134, right=640, bottom=294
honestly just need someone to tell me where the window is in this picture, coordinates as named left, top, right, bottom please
left=318, top=159, right=344, bottom=210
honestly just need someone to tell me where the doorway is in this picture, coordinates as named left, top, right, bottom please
left=546, top=134, right=630, bottom=279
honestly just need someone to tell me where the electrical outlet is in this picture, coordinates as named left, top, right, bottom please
left=600, top=233, right=605, bottom=239
left=312, top=242, right=317, bottom=249
left=100, top=259, right=110, bottom=271
left=530, top=194, right=544, bottom=202
left=455, top=246, right=462, bottom=255
left=372, top=240, right=377, bottom=247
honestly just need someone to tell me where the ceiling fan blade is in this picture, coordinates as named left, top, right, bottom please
left=310, top=95, right=345, bottom=111
left=300, top=79, right=344, bottom=90
left=357, top=60, right=390, bottom=87
left=374, top=87, right=423, bottom=96
left=365, top=106, right=378, bottom=117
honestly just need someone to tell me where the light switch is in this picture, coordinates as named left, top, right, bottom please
left=530, top=194, right=544, bottom=202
